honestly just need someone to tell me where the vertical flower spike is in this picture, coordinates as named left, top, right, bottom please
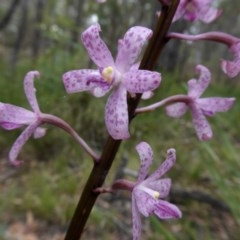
left=165, top=0, right=222, bottom=23
left=0, top=71, right=45, bottom=166
left=132, top=142, right=181, bottom=240
left=63, top=23, right=161, bottom=140
left=166, top=65, right=235, bottom=140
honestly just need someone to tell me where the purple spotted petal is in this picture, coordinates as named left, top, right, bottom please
left=133, top=189, right=156, bottom=217
left=9, top=121, right=40, bottom=166
left=197, top=6, right=222, bottom=23
left=62, top=69, right=111, bottom=97
left=81, top=23, right=114, bottom=68
left=221, top=59, right=240, bottom=78
left=197, top=97, right=235, bottom=116
left=148, top=148, right=176, bottom=181
left=188, top=65, right=211, bottom=98
left=221, top=43, right=240, bottom=78
left=115, top=26, right=152, bottom=72
left=196, top=4, right=222, bottom=23
left=24, top=71, right=40, bottom=113
left=136, top=141, right=153, bottom=182
left=173, top=0, right=221, bottom=23
left=0, top=103, right=36, bottom=130
left=132, top=194, right=142, bottom=240
left=172, top=0, right=187, bottom=22
left=165, top=102, right=187, bottom=118
left=123, top=70, right=161, bottom=93
left=153, top=199, right=182, bottom=219
left=105, top=86, right=129, bottom=139
left=146, top=178, right=171, bottom=198
left=190, top=103, right=212, bottom=140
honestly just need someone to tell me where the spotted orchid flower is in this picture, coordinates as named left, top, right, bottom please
left=132, top=142, right=181, bottom=240
left=171, top=0, right=222, bottom=23
left=166, top=65, right=235, bottom=140
left=0, top=71, right=46, bottom=166
left=63, top=23, right=161, bottom=140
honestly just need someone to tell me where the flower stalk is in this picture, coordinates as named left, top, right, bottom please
left=41, top=113, right=100, bottom=161
left=167, top=31, right=239, bottom=46
left=135, top=94, right=190, bottom=114
left=64, top=0, right=180, bottom=239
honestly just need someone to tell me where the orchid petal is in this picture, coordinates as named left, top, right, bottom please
left=165, top=102, right=187, bottom=118
left=221, top=59, right=240, bottom=78
left=184, top=11, right=198, bottom=22
left=136, top=141, right=153, bottom=182
left=146, top=178, right=172, bottom=198
left=90, top=86, right=111, bottom=97
left=132, top=194, right=142, bottom=240
left=188, top=65, right=211, bottom=98
left=33, top=127, right=47, bottom=139
left=130, top=62, right=140, bottom=71
left=24, top=71, right=41, bottom=113
left=195, top=1, right=222, bottom=23
left=221, top=42, right=240, bottom=78
left=190, top=103, right=212, bottom=140
left=123, top=70, right=161, bottom=93
left=9, top=121, right=40, bottom=166
left=105, top=86, right=129, bottom=139
left=81, top=23, right=114, bottom=68
left=141, top=91, right=153, bottom=99
left=148, top=148, right=176, bottom=181
left=197, top=97, right=235, bottom=116
left=172, top=0, right=187, bottom=22
left=116, top=27, right=152, bottom=72
left=133, top=189, right=156, bottom=217
left=0, top=103, right=36, bottom=130
left=154, top=200, right=182, bottom=219
left=173, top=0, right=221, bottom=23
left=62, top=69, right=110, bottom=96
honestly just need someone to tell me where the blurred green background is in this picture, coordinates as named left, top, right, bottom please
left=0, top=0, right=240, bottom=239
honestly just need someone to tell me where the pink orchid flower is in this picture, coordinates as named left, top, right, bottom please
left=63, top=23, right=161, bottom=140
left=0, top=71, right=46, bottom=166
left=172, top=0, right=222, bottom=23
left=166, top=65, right=235, bottom=140
left=132, top=142, right=181, bottom=239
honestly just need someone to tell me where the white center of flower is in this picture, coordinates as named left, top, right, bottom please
left=138, top=185, right=160, bottom=199
left=102, top=66, right=114, bottom=84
